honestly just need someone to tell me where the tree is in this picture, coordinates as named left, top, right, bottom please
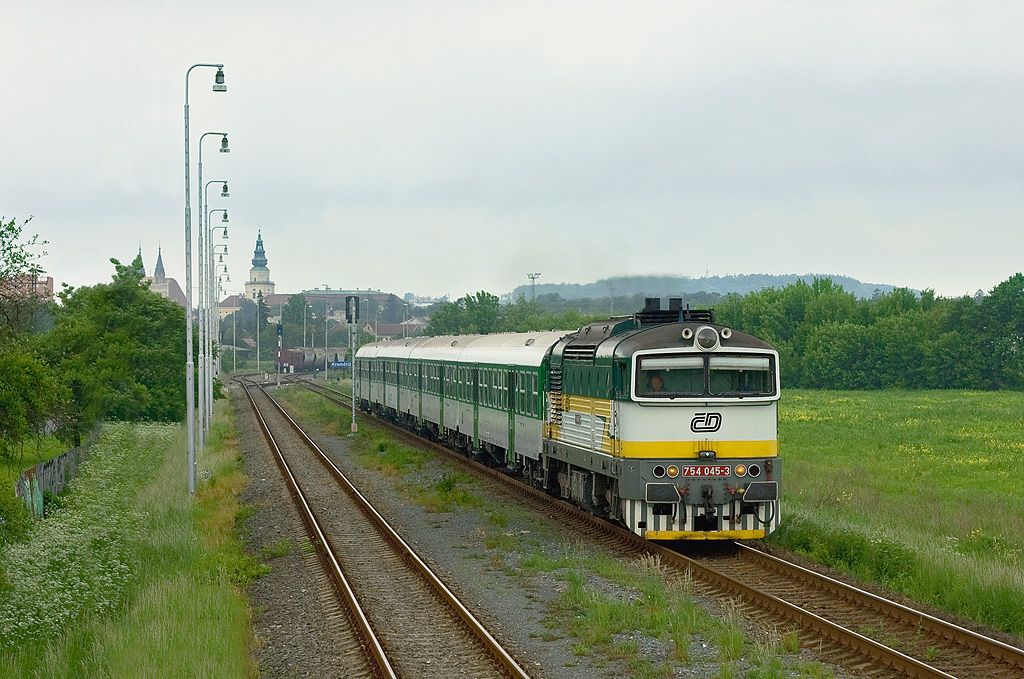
left=0, top=338, right=60, bottom=462
left=463, top=291, right=500, bottom=334
left=282, top=292, right=308, bottom=328
left=425, top=299, right=469, bottom=335
left=0, top=215, right=49, bottom=335
left=45, top=257, right=187, bottom=423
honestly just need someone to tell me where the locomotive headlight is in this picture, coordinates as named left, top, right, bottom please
left=696, top=327, right=719, bottom=350
left=666, top=465, right=679, bottom=478
left=734, top=464, right=746, bottom=477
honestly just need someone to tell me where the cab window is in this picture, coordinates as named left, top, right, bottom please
left=709, top=356, right=774, bottom=396
left=636, top=355, right=704, bottom=397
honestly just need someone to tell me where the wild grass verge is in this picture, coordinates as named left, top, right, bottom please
left=0, top=405, right=257, bottom=677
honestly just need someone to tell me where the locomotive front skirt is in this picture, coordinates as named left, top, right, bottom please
left=355, top=312, right=781, bottom=541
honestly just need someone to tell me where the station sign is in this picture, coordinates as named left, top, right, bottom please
left=331, top=361, right=351, bottom=369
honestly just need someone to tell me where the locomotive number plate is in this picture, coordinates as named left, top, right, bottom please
left=680, top=465, right=731, bottom=477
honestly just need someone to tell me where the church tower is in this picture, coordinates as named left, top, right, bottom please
left=244, top=230, right=275, bottom=300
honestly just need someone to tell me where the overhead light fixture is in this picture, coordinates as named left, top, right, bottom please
left=220, top=135, right=230, bottom=153
left=213, top=68, right=227, bottom=92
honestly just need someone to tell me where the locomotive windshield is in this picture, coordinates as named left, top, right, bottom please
left=708, top=356, right=773, bottom=396
left=636, top=356, right=703, bottom=397
left=635, top=353, right=776, bottom=399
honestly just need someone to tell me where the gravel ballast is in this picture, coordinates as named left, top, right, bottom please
left=233, top=385, right=363, bottom=678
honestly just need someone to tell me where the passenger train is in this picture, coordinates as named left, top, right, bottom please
left=354, top=299, right=781, bottom=540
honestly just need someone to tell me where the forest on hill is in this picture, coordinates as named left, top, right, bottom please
left=511, top=273, right=900, bottom=302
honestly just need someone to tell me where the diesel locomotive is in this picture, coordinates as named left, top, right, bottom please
left=354, top=299, right=781, bottom=540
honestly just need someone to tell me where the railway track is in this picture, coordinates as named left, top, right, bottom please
left=238, top=377, right=530, bottom=679
left=296, top=378, right=1024, bottom=678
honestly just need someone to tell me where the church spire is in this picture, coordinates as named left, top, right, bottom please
left=154, top=245, right=166, bottom=282
left=251, top=229, right=268, bottom=268
left=136, top=244, right=146, bottom=276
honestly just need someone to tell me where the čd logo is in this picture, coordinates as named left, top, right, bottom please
left=690, top=412, right=722, bottom=433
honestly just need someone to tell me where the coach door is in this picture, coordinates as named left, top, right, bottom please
left=507, top=368, right=516, bottom=462
left=471, top=366, right=479, bottom=447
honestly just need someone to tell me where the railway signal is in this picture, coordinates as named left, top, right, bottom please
left=346, top=295, right=359, bottom=433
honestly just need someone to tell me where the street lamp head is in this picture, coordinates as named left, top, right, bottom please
left=213, top=68, right=227, bottom=92
left=221, top=182, right=229, bottom=197
left=219, top=254, right=224, bottom=263
left=223, top=228, right=228, bottom=239
left=220, top=135, right=230, bottom=153
left=221, top=211, right=229, bottom=223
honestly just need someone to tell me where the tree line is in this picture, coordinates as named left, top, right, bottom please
left=426, top=277, right=1024, bottom=391
left=1, top=216, right=187, bottom=468
left=716, top=276, right=1024, bottom=390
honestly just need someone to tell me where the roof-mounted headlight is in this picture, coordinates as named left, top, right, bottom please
left=696, top=326, right=719, bottom=350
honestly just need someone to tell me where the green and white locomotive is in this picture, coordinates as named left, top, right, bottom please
left=354, top=299, right=781, bottom=540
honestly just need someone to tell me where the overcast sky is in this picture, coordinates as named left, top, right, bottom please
left=2, top=2, right=1022, bottom=300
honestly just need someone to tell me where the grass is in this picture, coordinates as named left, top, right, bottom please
left=274, top=385, right=351, bottom=436
left=494, top=530, right=829, bottom=676
left=276, top=385, right=486, bottom=512
left=0, top=404, right=258, bottom=677
left=772, top=389, right=1024, bottom=638
left=404, top=471, right=484, bottom=512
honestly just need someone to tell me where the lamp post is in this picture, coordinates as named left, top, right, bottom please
left=323, top=284, right=330, bottom=380
left=362, top=297, right=370, bottom=341
left=204, top=180, right=229, bottom=427
left=220, top=288, right=240, bottom=375
left=207, top=208, right=228, bottom=419
left=276, top=302, right=283, bottom=387
left=212, top=271, right=227, bottom=384
left=196, top=134, right=228, bottom=441
left=209, top=231, right=228, bottom=416
left=203, top=178, right=228, bottom=403
left=183, top=62, right=226, bottom=495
